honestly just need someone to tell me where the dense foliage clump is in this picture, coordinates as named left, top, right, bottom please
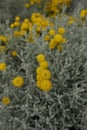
left=0, top=0, right=87, bottom=130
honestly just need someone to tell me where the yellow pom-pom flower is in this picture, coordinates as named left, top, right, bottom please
left=0, top=62, right=7, bottom=71
left=40, top=61, right=48, bottom=68
left=49, top=29, right=55, bottom=36
left=54, top=34, right=63, bottom=43
left=10, top=23, right=15, bottom=28
left=12, top=76, right=24, bottom=87
left=15, top=16, right=20, bottom=21
left=40, top=69, right=51, bottom=80
left=25, top=3, right=30, bottom=8
left=14, top=21, right=20, bottom=27
left=44, top=35, right=50, bottom=41
left=11, top=51, right=17, bottom=57
left=2, top=97, right=11, bottom=105
left=36, top=54, right=45, bottom=63
left=80, top=10, right=87, bottom=18
left=49, top=39, right=57, bottom=49
left=36, top=67, right=44, bottom=74
left=40, top=80, right=52, bottom=92
left=58, top=27, right=65, bottom=34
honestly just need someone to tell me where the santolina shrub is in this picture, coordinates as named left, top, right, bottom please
left=0, top=1, right=87, bottom=130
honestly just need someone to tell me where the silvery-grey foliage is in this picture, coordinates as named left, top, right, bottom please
left=0, top=2, right=87, bottom=130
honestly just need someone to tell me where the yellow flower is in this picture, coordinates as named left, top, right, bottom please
left=80, top=10, right=87, bottom=18
left=15, top=16, right=20, bottom=21
left=49, top=22, right=54, bottom=27
left=49, top=29, right=55, bottom=36
left=40, top=80, right=52, bottom=92
left=58, top=27, right=65, bottom=34
left=54, top=34, right=63, bottom=43
left=36, top=26, right=41, bottom=33
left=25, top=3, right=30, bottom=8
left=36, top=54, right=45, bottom=63
left=14, top=21, right=20, bottom=27
left=14, top=31, right=21, bottom=37
left=30, top=1, right=34, bottom=5
left=0, top=62, right=7, bottom=71
left=2, top=97, right=11, bottom=105
left=11, top=51, right=17, bottom=57
left=24, top=19, right=29, bottom=23
left=36, top=67, right=44, bottom=74
left=10, top=23, right=15, bottom=28
left=21, top=22, right=29, bottom=30
left=44, top=35, right=50, bottom=41
left=68, top=20, right=74, bottom=25
left=40, top=61, right=48, bottom=68
left=0, top=35, right=8, bottom=43
left=40, top=69, right=51, bottom=79
left=36, top=74, right=45, bottom=82
left=20, top=30, right=26, bottom=36
left=12, top=76, right=24, bottom=87
left=49, top=39, right=57, bottom=49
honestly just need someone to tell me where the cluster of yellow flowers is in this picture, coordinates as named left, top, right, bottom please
left=10, top=13, right=49, bottom=38
left=31, top=13, right=49, bottom=30
left=10, top=16, right=27, bottom=37
left=44, top=27, right=66, bottom=51
left=24, top=0, right=72, bottom=17
left=0, top=62, right=24, bottom=105
left=36, top=54, right=52, bottom=92
left=1, top=76, right=24, bottom=105
left=25, top=0, right=41, bottom=9
left=44, top=0, right=72, bottom=17
left=0, top=35, right=8, bottom=53
left=10, top=16, right=21, bottom=28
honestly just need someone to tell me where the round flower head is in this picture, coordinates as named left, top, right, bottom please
left=54, top=34, right=63, bottom=43
left=12, top=76, right=24, bottom=87
left=2, top=97, right=11, bottom=105
left=58, top=27, right=65, bottom=34
left=0, top=62, right=7, bottom=71
left=44, top=35, right=50, bottom=41
left=15, top=16, right=20, bottom=21
left=10, top=23, right=15, bottom=28
left=25, top=3, right=30, bottom=8
left=36, top=54, right=45, bottom=63
left=36, top=67, right=44, bottom=74
left=49, top=39, right=57, bottom=49
left=40, top=69, right=51, bottom=80
left=49, top=29, right=55, bottom=36
left=40, top=80, right=52, bottom=92
left=40, top=61, right=48, bottom=68
left=11, top=51, right=17, bottom=57
left=80, top=10, right=87, bottom=18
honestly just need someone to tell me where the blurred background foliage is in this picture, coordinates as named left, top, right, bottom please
left=0, top=0, right=86, bottom=22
